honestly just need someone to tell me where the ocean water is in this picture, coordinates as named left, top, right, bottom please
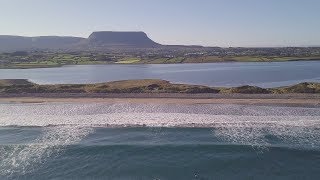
left=0, top=103, right=320, bottom=179
left=1, top=61, right=320, bottom=87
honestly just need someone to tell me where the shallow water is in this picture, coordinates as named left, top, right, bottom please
left=0, top=103, right=320, bottom=179
left=1, top=61, right=320, bottom=87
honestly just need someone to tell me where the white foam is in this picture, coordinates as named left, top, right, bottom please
left=0, top=102, right=319, bottom=176
left=0, top=113, right=319, bottom=128
left=0, top=126, right=93, bottom=176
left=1, top=103, right=320, bottom=149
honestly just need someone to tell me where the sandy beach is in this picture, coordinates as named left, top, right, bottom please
left=1, top=93, right=320, bottom=107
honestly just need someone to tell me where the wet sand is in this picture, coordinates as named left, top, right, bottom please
left=0, top=93, right=320, bottom=107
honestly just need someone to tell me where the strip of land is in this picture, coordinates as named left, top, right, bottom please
left=1, top=49, right=320, bottom=69
left=1, top=79, right=320, bottom=107
left=1, top=79, right=320, bottom=94
left=1, top=56, right=320, bottom=69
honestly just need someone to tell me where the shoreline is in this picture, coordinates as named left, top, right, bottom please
left=1, top=93, right=320, bottom=107
left=1, top=59, right=320, bottom=69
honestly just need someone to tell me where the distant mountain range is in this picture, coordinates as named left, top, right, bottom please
left=0, top=31, right=172, bottom=52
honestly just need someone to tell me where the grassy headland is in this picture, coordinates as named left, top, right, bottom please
left=1, top=79, right=320, bottom=94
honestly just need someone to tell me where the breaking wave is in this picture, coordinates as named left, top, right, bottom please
left=0, top=126, right=92, bottom=176
left=0, top=102, right=319, bottom=177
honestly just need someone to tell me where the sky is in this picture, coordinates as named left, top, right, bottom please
left=0, top=0, right=320, bottom=47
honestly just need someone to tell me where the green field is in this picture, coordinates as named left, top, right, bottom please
left=115, top=58, right=141, bottom=64
left=1, top=51, right=320, bottom=69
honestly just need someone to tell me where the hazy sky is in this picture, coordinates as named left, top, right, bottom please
left=0, top=0, right=320, bottom=47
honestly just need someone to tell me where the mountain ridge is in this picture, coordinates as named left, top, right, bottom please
left=0, top=31, right=165, bottom=52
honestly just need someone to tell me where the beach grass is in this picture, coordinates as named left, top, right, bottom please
left=1, top=79, right=320, bottom=94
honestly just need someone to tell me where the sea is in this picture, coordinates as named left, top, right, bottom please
left=0, top=102, right=319, bottom=180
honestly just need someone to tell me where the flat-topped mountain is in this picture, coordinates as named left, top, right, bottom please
left=0, top=31, right=161, bottom=52
left=87, top=31, right=160, bottom=48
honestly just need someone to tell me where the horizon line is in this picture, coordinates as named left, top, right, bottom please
left=0, top=31, right=319, bottom=48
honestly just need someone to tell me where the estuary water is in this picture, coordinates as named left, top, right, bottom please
left=0, top=102, right=319, bottom=179
left=1, top=61, right=320, bottom=87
